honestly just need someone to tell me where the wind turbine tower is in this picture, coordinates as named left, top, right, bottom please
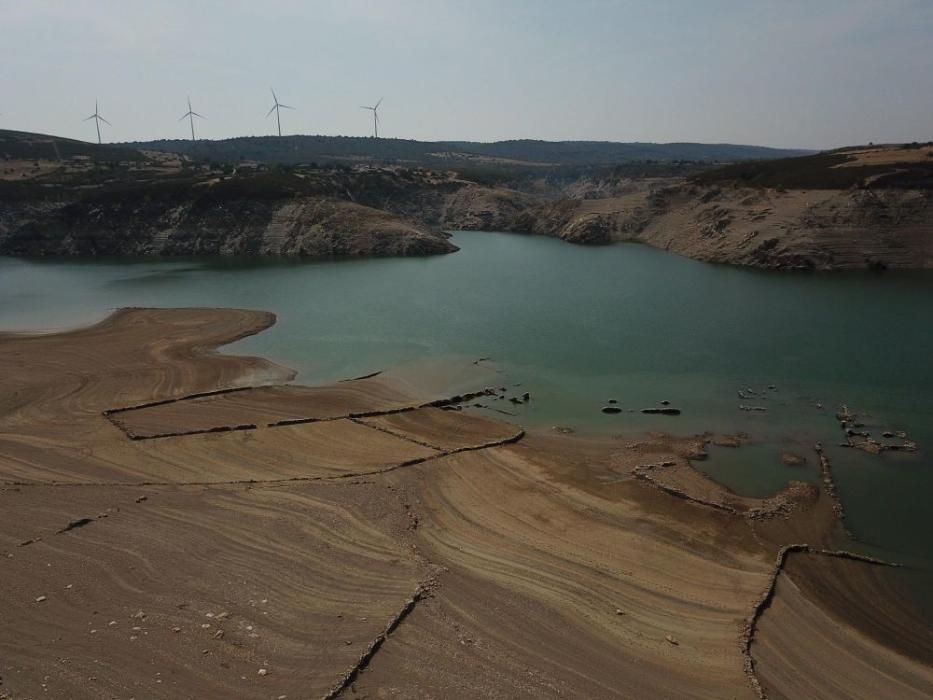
left=361, top=97, right=383, bottom=138
left=179, top=96, right=205, bottom=141
left=266, top=89, right=293, bottom=137
left=83, top=100, right=111, bottom=144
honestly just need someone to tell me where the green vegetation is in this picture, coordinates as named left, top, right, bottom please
left=123, top=134, right=809, bottom=168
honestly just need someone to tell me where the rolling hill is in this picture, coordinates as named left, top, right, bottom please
left=123, top=134, right=811, bottom=167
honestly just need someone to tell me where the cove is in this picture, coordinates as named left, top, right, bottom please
left=2, top=231, right=932, bottom=595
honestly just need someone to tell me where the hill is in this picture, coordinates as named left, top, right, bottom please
left=0, top=129, right=144, bottom=164
left=3, top=129, right=930, bottom=270
left=0, top=130, right=457, bottom=259
left=692, top=143, right=933, bottom=190
left=123, top=135, right=810, bottom=168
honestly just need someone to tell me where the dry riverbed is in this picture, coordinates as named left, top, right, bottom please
left=1, top=308, right=930, bottom=699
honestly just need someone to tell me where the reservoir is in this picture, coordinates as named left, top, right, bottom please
left=2, top=231, right=932, bottom=589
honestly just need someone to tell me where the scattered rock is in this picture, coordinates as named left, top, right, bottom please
left=682, top=446, right=707, bottom=460
left=551, top=425, right=575, bottom=434
left=607, top=399, right=618, bottom=404
left=660, top=400, right=670, bottom=406
left=35, top=595, right=47, bottom=603
left=601, top=406, right=622, bottom=414
left=780, top=452, right=807, bottom=466
left=59, top=517, right=94, bottom=533
left=615, top=608, right=625, bottom=615
left=710, top=434, right=746, bottom=448
left=521, top=392, right=530, bottom=402
left=738, top=405, right=767, bottom=412
left=641, top=407, right=681, bottom=415
left=135, top=496, right=148, bottom=503
left=665, top=635, right=679, bottom=646
left=257, top=668, right=269, bottom=677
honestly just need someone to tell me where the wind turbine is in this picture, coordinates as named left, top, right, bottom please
left=361, top=97, right=383, bottom=138
left=179, top=96, right=205, bottom=141
left=83, top=100, right=111, bottom=144
left=266, top=88, right=293, bottom=137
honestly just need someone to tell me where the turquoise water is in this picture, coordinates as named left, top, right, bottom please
left=1, top=232, right=932, bottom=578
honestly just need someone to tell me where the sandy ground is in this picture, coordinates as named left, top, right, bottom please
left=1, top=308, right=931, bottom=699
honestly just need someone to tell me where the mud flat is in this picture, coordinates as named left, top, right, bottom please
left=1, top=308, right=931, bottom=699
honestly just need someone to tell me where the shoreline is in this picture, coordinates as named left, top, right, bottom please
left=1, top=307, right=931, bottom=698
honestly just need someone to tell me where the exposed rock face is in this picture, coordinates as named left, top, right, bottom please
left=0, top=195, right=457, bottom=258
left=635, top=186, right=933, bottom=270
left=3, top=150, right=931, bottom=269
left=502, top=184, right=933, bottom=269
left=438, top=185, right=541, bottom=232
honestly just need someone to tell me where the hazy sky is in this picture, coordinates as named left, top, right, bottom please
left=2, top=0, right=932, bottom=149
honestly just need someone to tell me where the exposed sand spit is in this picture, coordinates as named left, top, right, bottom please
left=1, top=308, right=930, bottom=699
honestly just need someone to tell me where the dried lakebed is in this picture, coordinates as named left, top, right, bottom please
left=1, top=307, right=931, bottom=699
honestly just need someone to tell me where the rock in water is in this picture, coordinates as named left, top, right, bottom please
left=641, top=407, right=681, bottom=415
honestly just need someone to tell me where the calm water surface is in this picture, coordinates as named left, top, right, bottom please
left=2, top=232, right=932, bottom=596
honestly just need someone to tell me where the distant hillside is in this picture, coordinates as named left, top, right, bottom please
left=0, top=129, right=143, bottom=163
left=693, top=143, right=933, bottom=190
left=123, top=135, right=810, bottom=167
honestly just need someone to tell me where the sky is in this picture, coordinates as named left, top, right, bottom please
left=2, top=0, right=932, bottom=149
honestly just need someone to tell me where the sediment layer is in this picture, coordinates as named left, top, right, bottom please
left=1, top=308, right=931, bottom=699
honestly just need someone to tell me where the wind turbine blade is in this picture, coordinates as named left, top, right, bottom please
left=84, top=114, right=97, bottom=121
left=360, top=106, right=372, bottom=110
left=271, top=88, right=278, bottom=103
left=374, top=97, right=383, bottom=109
left=266, top=105, right=277, bottom=117
left=179, top=113, right=189, bottom=121
left=279, top=103, right=294, bottom=110
left=192, top=112, right=205, bottom=119
left=99, top=117, right=112, bottom=126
